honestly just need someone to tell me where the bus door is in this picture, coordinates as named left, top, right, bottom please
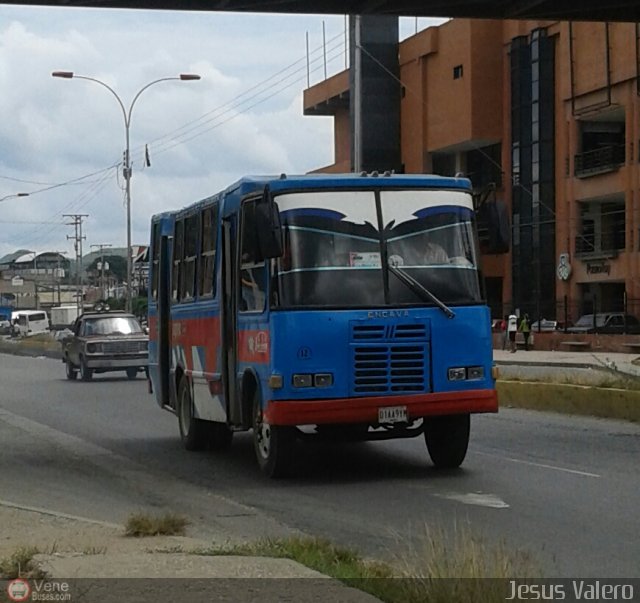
left=156, top=233, right=172, bottom=407
left=221, top=216, right=241, bottom=426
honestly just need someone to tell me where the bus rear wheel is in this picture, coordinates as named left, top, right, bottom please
left=424, top=414, right=470, bottom=469
left=252, top=395, right=295, bottom=478
left=177, top=377, right=208, bottom=451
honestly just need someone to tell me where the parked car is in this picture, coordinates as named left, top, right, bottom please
left=530, top=319, right=558, bottom=332
left=566, top=312, right=640, bottom=334
left=61, top=310, right=148, bottom=381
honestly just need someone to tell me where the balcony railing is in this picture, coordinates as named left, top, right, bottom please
left=574, top=144, right=625, bottom=177
left=575, top=231, right=624, bottom=258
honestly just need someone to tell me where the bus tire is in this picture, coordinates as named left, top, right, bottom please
left=424, top=414, right=470, bottom=469
left=252, top=394, right=295, bottom=478
left=207, top=422, right=233, bottom=451
left=65, top=358, right=78, bottom=381
left=177, top=377, right=208, bottom=451
left=80, top=357, right=93, bottom=381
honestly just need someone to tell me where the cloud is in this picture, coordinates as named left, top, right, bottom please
left=0, top=6, right=444, bottom=258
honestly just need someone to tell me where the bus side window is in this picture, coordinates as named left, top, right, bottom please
left=172, top=220, right=184, bottom=303
left=181, top=213, right=199, bottom=300
left=199, top=204, right=218, bottom=297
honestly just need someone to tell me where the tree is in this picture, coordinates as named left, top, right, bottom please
left=87, top=255, right=127, bottom=283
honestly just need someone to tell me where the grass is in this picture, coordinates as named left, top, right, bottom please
left=0, top=546, right=48, bottom=580
left=124, top=512, right=190, bottom=537
left=197, top=523, right=542, bottom=603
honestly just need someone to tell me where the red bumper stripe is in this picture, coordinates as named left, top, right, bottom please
left=264, top=389, right=498, bottom=426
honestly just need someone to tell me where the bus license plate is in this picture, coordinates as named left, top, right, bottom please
left=378, top=405, right=408, bottom=423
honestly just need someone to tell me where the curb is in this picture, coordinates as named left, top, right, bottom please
left=0, top=342, right=62, bottom=360
left=497, top=380, right=640, bottom=423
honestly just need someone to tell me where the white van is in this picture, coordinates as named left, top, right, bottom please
left=12, top=310, right=50, bottom=337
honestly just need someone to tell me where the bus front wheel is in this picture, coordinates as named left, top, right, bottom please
left=252, top=396, right=295, bottom=478
left=424, top=414, right=470, bottom=469
left=177, top=377, right=208, bottom=451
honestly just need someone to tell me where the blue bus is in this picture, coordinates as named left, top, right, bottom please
left=148, top=172, right=498, bottom=477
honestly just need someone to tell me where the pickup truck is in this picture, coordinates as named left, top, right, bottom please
left=62, top=310, right=148, bottom=381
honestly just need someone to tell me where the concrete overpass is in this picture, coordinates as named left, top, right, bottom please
left=3, top=0, right=640, bottom=22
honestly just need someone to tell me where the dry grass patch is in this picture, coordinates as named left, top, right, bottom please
left=0, top=546, right=48, bottom=580
left=198, top=525, right=542, bottom=603
left=124, top=512, right=189, bottom=537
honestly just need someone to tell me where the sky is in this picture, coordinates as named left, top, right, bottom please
left=0, top=5, right=444, bottom=260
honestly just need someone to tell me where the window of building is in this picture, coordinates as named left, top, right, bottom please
left=576, top=199, right=625, bottom=256
left=575, top=120, right=626, bottom=177
left=453, top=65, right=463, bottom=79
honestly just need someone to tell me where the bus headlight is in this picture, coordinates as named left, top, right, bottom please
left=448, top=366, right=485, bottom=381
left=292, top=374, right=313, bottom=388
left=314, top=373, right=333, bottom=388
left=448, top=367, right=466, bottom=381
left=292, top=373, right=334, bottom=388
left=467, top=366, right=484, bottom=380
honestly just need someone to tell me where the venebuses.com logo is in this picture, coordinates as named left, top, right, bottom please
left=6, top=578, right=72, bottom=601
left=6, top=578, right=31, bottom=602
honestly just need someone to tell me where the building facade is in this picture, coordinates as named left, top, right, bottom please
left=303, top=18, right=640, bottom=324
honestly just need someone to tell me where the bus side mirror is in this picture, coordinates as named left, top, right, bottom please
left=255, top=189, right=283, bottom=259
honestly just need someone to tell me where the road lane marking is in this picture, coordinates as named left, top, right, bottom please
left=473, top=450, right=601, bottom=478
left=433, top=492, right=509, bottom=509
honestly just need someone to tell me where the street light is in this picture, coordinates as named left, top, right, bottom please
left=52, top=70, right=201, bottom=312
left=0, top=193, right=29, bottom=202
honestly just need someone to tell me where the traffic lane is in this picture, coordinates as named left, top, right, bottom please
left=2, top=354, right=639, bottom=576
left=0, top=353, right=177, bottom=445
left=472, top=409, right=640, bottom=481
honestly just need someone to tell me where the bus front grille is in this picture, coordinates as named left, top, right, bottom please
left=352, top=344, right=427, bottom=394
left=352, top=323, right=426, bottom=341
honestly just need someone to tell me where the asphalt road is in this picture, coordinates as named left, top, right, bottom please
left=1, top=353, right=638, bottom=578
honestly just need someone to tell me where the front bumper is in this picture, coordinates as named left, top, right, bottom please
left=264, top=388, right=498, bottom=426
left=84, top=355, right=148, bottom=369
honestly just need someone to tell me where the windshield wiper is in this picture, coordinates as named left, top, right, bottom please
left=387, top=263, right=455, bottom=319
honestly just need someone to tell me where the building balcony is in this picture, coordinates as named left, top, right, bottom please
left=574, top=233, right=623, bottom=260
left=574, top=144, right=625, bottom=178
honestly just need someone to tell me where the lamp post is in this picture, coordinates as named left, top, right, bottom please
left=52, top=71, right=201, bottom=312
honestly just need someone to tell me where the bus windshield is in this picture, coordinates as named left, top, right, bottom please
left=275, top=189, right=483, bottom=308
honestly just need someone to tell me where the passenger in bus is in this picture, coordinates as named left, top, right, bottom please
left=241, top=268, right=257, bottom=311
left=422, top=241, right=448, bottom=265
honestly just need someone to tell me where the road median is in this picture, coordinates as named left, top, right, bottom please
left=497, top=379, right=640, bottom=422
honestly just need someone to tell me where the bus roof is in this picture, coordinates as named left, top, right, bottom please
left=151, top=172, right=472, bottom=223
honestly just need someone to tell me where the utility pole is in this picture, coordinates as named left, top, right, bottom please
left=91, top=244, right=112, bottom=301
left=48, top=251, right=67, bottom=306
left=64, top=214, right=88, bottom=314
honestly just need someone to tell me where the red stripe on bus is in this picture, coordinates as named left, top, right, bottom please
left=264, top=389, right=498, bottom=426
